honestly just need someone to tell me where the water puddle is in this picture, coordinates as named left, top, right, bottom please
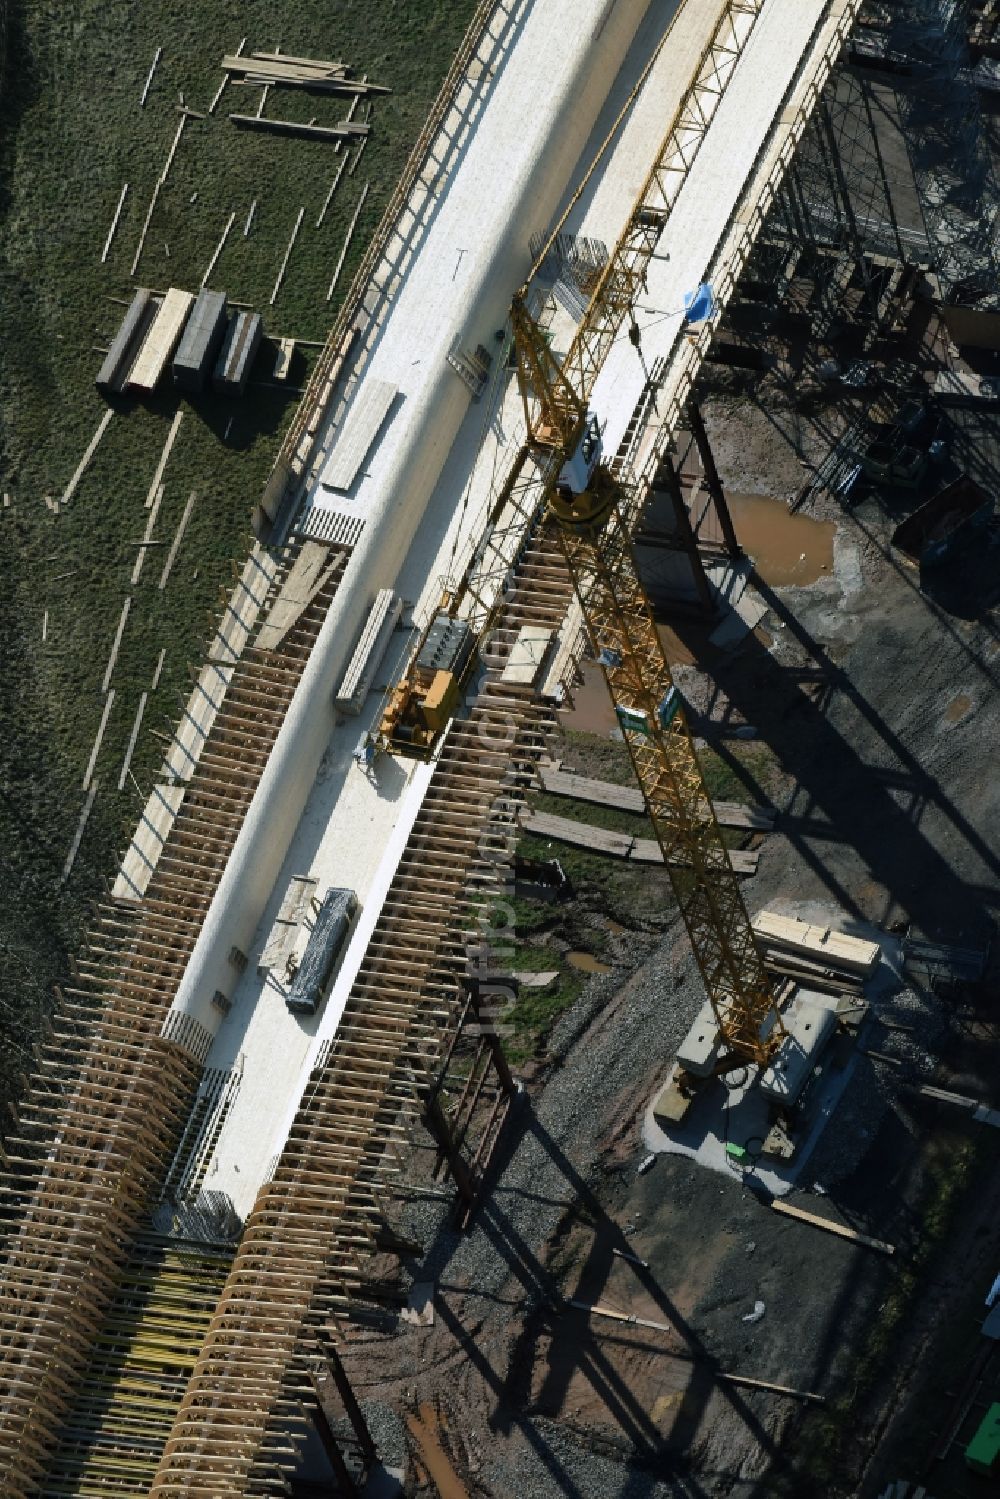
left=945, top=692, right=973, bottom=723
left=724, top=492, right=835, bottom=587
left=567, top=950, right=612, bottom=975
left=406, top=1403, right=470, bottom=1499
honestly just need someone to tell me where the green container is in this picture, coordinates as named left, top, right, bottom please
left=725, top=1142, right=748, bottom=1164
left=965, top=1402, right=1000, bottom=1475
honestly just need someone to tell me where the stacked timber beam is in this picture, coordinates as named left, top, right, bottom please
left=0, top=536, right=349, bottom=1499
left=229, top=114, right=370, bottom=146
left=221, top=51, right=390, bottom=96
left=147, top=525, right=576, bottom=1497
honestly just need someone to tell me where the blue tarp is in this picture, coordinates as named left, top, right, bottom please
left=683, top=282, right=716, bottom=325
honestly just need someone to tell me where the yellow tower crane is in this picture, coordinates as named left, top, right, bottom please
left=380, top=0, right=784, bottom=1074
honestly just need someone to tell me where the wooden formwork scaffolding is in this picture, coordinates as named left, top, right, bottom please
left=148, top=528, right=574, bottom=1497
left=41, top=1234, right=235, bottom=1497
left=0, top=536, right=349, bottom=1499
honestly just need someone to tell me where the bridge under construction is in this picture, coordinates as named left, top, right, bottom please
left=3, top=0, right=997, bottom=1494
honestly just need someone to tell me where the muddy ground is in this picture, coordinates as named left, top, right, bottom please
left=334, top=376, right=1000, bottom=1499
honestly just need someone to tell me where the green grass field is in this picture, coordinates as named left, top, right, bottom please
left=0, top=0, right=478, bottom=1116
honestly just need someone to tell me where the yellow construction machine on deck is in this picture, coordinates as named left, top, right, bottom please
left=379, top=600, right=478, bottom=757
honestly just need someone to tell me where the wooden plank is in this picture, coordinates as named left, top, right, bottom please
left=245, top=51, right=348, bottom=73
left=540, top=765, right=774, bottom=830
left=752, top=911, right=879, bottom=975
left=714, top=1372, right=826, bottom=1405
left=159, top=492, right=197, bottom=590
left=632, top=837, right=758, bottom=875
left=327, top=180, right=370, bottom=301
left=201, top=211, right=236, bottom=289
left=145, top=410, right=184, bottom=509
left=101, top=183, right=129, bottom=264
left=521, top=809, right=756, bottom=873
left=316, top=152, right=348, bottom=228
left=229, top=113, right=370, bottom=144
left=254, top=542, right=335, bottom=651
left=61, top=781, right=99, bottom=884
left=60, top=410, right=114, bottom=506
left=128, top=289, right=195, bottom=391
left=83, top=691, right=116, bottom=791
left=151, top=647, right=166, bottom=691
left=322, top=377, right=396, bottom=490
left=520, top=809, right=634, bottom=859
left=140, top=47, right=162, bottom=108
left=270, top=207, right=305, bottom=306
left=118, top=693, right=148, bottom=791
left=101, top=600, right=131, bottom=695
left=770, top=1199, right=894, bottom=1255
left=272, top=338, right=295, bottom=382
left=244, top=198, right=258, bottom=237
left=209, top=36, right=245, bottom=115
left=131, top=487, right=163, bottom=584
left=348, top=134, right=368, bottom=177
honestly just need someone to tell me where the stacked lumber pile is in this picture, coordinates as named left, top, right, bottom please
left=753, top=910, right=880, bottom=994
left=221, top=51, right=390, bottom=97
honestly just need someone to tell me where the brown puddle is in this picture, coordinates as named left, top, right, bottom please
left=946, top=692, right=973, bottom=723
left=567, top=951, right=612, bottom=975
left=406, top=1403, right=470, bottom=1499
left=725, top=492, right=835, bottom=587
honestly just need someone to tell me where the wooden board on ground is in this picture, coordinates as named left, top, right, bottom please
left=228, top=114, right=370, bottom=144
left=540, top=764, right=775, bottom=830
left=770, top=1198, right=894, bottom=1255
left=520, top=808, right=758, bottom=875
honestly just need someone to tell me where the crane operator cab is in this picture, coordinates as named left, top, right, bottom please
left=549, top=412, right=619, bottom=536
